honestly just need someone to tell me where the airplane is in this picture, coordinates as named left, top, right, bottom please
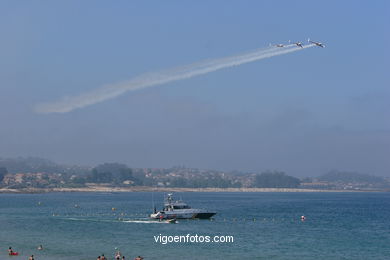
left=294, top=42, right=303, bottom=48
left=308, top=38, right=325, bottom=48
left=269, top=43, right=285, bottom=47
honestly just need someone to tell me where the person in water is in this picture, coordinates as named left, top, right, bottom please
left=28, top=255, right=34, bottom=260
left=97, top=256, right=101, bottom=260
left=122, top=257, right=125, bottom=260
left=135, top=256, right=144, bottom=260
left=115, top=250, right=122, bottom=260
left=101, top=254, right=106, bottom=260
left=8, top=247, right=15, bottom=255
left=37, top=245, right=43, bottom=250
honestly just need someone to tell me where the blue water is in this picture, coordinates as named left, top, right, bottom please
left=0, top=192, right=389, bottom=260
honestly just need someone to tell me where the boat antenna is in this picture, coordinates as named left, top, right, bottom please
left=152, top=188, right=156, bottom=214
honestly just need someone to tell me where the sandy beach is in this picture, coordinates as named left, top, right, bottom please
left=0, top=184, right=372, bottom=193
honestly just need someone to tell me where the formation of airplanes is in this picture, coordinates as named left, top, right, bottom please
left=271, top=39, right=325, bottom=48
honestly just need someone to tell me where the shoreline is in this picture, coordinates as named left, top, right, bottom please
left=0, top=185, right=384, bottom=193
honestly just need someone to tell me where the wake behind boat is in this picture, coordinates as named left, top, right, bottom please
left=150, top=193, right=216, bottom=220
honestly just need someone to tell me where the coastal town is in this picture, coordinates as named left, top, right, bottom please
left=1, top=157, right=389, bottom=192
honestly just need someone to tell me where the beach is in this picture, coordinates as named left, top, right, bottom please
left=0, top=185, right=369, bottom=194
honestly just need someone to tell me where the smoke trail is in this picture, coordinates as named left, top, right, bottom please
left=35, top=44, right=314, bottom=114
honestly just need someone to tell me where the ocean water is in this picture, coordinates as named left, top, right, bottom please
left=0, top=192, right=389, bottom=260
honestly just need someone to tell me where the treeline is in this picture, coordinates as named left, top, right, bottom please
left=254, top=171, right=301, bottom=188
left=167, top=176, right=241, bottom=188
left=87, top=163, right=141, bottom=185
left=83, top=168, right=299, bottom=188
left=82, top=164, right=240, bottom=188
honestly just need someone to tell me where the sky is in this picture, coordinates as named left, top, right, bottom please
left=0, top=0, right=389, bottom=176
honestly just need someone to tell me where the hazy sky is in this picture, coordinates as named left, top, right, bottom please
left=0, top=1, right=389, bottom=176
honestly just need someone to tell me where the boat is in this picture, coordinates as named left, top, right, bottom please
left=150, top=193, right=216, bottom=220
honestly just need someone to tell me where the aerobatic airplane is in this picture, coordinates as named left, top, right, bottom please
left=294, top=42, right=303, bottom=48
left=308, top=38, right=325, bottom=48
left=269, top=43, right=285, bottom=47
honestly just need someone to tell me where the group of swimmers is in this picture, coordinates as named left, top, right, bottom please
left=8, top=246, right=38, bottom=259
left=9, top=246, right=143, bottom=260
left=97, top=252, right=144, bottom=260
left=97, top=254, right=124, bottom=260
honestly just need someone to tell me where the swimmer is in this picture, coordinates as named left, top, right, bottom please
left=101, top=254, right=106, bottom=260
left=122, top=257, right=125, bottom=260
left=135, top=256, right=144, bottom=260
left=8, top=247, right=13, bottom=255
left=301, top=215, right=306, bottom=221
left=114, top=248, right=122, bottom=259
left=28, top=255, right=34, bottom=260
left=97, top=256, right=101, bottom=260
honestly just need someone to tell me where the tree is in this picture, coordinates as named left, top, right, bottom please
left=0, top=167, right=8, bottom=183
left=118, top=168, right=133, bottom=182
left=170, top=177, right=188, bottom=187
left=254, top=171, right=300, bottom=188
left=89, top=168, right=113, bottom=183
left=72, top=177, right=86, bottom=185
left=88, top=163, right=139, bottom=185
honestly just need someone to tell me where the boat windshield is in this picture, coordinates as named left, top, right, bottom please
left=173, top=205, right=190, bottom=209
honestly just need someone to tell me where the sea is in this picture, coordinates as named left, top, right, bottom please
left=0, top=192, right=389, bottom=260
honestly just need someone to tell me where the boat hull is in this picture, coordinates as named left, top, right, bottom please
left=150, top=211, right=216, bottom=219
left=193, top=212, right=216, bottom=219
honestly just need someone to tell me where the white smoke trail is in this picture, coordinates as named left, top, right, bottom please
left=35, top=44, right=314, bottom=114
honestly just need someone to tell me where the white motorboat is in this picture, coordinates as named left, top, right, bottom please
left=150, top=193, right=216, bottom=219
